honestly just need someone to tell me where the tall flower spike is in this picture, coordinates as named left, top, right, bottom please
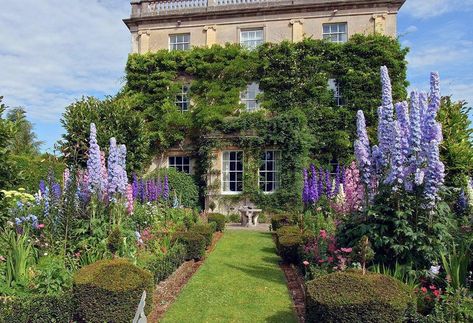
left=310, top=164, right=318, bottom=202
left=117, top=144, right=128, bottom=195
left=107, top=138, right=119, bottom=197
left=354, top=110, right=372, bottom=187
left=395, top=101, right=410, bottom=161
left=423, top=140, right=445, bottom=209
left=163, top=176, right=169, bottom=200
left=303, top=169, right=309, bottom=204
left=87, top=123, right=103, bottom=194
left=379, top=66, right=395, bottom=160
left=385, top=121, right=404, bottom=190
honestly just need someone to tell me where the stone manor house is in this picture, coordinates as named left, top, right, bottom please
left=123, top=0, right=406, bottom=213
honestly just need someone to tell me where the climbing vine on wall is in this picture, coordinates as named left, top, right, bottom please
left=124, top=34, right=408, bottom=210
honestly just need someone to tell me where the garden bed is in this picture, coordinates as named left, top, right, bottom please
left=149, top=231, right=223, bottom=322
left=280, top=263, right=306, bottom=323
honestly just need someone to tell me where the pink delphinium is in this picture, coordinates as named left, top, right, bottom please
left=126, top=184, right=134, bottom=214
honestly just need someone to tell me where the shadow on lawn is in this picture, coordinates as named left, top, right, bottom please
left=224, top=263, right=286, bottom=285
left=265, top=310, right=298, bottom=323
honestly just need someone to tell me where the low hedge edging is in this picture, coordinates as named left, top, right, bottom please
left=0, top=293, right=74, bottom=323
left=306, top=271, right=413, bottom=323
left=208, top=213, right=226, bottom=232
left=173, top=231, right=207, bottom=260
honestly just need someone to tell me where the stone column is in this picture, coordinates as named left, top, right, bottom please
left=204, top=25, right=217, bottom=46
left=290, top=19, right=304, bottom=43
left=138, top=30, right=150, bottom=54
left=131, top=32, right=139, bottom=54
left=373, top=13, right=387, bottom=35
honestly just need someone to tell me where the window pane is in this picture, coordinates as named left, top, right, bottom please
left=259, top=150, right=281, bottom=192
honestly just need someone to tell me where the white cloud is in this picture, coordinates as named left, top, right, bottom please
left=0, top=0, right=131, bottom=123
left=402, top=0, right=473, bottom=19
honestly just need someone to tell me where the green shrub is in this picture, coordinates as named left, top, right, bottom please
left=227, top=213, right=241, bottom=223
left=190, top=223, right=215, bottom=247
left=276, top=225, right=300, bottom=237
left=208, top=213, right=225, bottom=232
left=73, top=258, right=154, bottom=323
left=306, top=271, right=413, bottom=323
left=271, top=213, right=293, bottom=231
left=0, top=293, right=73, bottom=323
left=173, top=232, right=206, bottom=260
left=32, top=255, right=72, bottom=295
left=277, top=234, right=303, bottom=264
left=147, top=168, right=199, bottom=209
left=148, top=243, right=187, bottom=283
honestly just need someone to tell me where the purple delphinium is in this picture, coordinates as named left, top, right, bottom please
left=318, top=167, right=324, bottom=196
left=303, top=169, right=309, bottom=204
left=39, top=180, right=46, bottom=196
left=325, top=170, right=332, bottom=198
left=423, top=140, right=445, bottom=209
left=100, top=151, right=108, bottom=198
left=132, top=174, right=139, bottom=199
left=51, top=182, right=61, bottom=200
left=457, top=190, right=468, bottom=214
left=139, top=179, right=146, bottom=202
left=117, top=144, right=128, bottom=195
left=385, top=121, right=404, bottom=190
left=395, top=101, right=410, bottom=161
left=87, top=123, right=103, bottom=194
left=310, top=164, right=318, bottom=203
left=333, top=165, right=341, bottom=197
left=163, top=176, right=169, bottom=200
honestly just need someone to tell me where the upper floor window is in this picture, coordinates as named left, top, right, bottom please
left=222, top=151, right=243, bottom=193
left=259, top=150, right=281, bottom=193
left=169, top=156, right=191, bottom=174
left=328, top=79, right=344, bottom=106
left=240, top=29, right=264, bottom=50
left=175, top=84, right=190, bottom=112
left=323, top=23, right=347, bottom=43
left=240, top=82, right=261, bottom=111
left=169, top=33, right=190, bottom=51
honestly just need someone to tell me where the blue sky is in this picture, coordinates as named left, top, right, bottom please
left=1, top=0, right=472, bottom=152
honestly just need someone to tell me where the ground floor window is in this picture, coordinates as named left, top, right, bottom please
left=169, top=156, right=190, bottom=173
left=222, top=151, right=243, bottom=193
left=259, top=150, right=280, bottom=192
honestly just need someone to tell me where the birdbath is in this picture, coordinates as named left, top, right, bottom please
left=238, top=206, right=263, bottom=227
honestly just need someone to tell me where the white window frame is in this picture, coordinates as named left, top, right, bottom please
left=259, top=150, right=281, bottom=193
left=240, top=28, right=264, bottom=50
left=175, top=84, right=190, bottom=112
left=240, top=82, right=261, bottom=111
left=322, top=23, right=348, bottom=43
left=222, top=151, right=244, bottom=194
left=169, top=33, right=190, bottom=51
left=169, top=156, right=191, bottom=174
left=328, top=79, right=344, bottom=106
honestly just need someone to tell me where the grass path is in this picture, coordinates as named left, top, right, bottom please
left=161, top=230, right=297, bottom=323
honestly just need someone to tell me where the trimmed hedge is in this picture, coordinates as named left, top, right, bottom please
left=275, top=226, right=302, bottom=264
left=0, top=293, right=73, bottom=323
left=208, top=213, right=225, bottom=232
left=271, top=213, right=293, bottom=231
left=306, top=271, right=413, bottom=323
left=190, top=223, right=215, bottom=247
left=73, top=258, right=154, bottom=323
left=173, top=231, right=207, bottom=260
left=153, top=243, right=187, bottom=283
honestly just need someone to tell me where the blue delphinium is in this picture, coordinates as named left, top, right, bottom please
left=395, top=101, right=410, bottom=161
left=385, top=121, right=404, bottom=190
left=108, top=138, right=120, bottom=197
left=163, top=176, right=169, bottom=200
left=379, top=66, right=395, bottom=162
left=118, top=144, right=128, bottom=195
left=354, top=110, right=372, bottom=186
left=87, top=123, right=103, bottom=194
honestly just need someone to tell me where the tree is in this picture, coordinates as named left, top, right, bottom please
left=59, top=95, right=150, bottom=175
left=0, top=96, right=18, bottom=189
left=6, top=107, right=43, bottom=155
left=438, top=96, right=473, bottom=188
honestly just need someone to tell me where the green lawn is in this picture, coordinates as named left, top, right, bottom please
left=161, top=230, right=297, bottom=323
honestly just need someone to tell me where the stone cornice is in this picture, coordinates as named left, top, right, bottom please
left=124, top=0, right=406, bottom=29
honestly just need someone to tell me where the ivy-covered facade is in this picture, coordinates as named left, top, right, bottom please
left=124, top=35, right=408, bottom=213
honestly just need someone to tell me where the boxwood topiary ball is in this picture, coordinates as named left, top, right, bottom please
left=306, top=271, right=413, bottom=323
left=73, top=258, right=154, bottom=323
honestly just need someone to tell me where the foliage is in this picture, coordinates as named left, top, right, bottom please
left=6, top=107, right=43, bottom=156
left=125, top=35, right=408, bottom=211
left=146, top=243, right=186, bottom=283
left=1, top=228, right=32, bottom=290
left=305, top=271, right=413, bottom=323
left=0, top=293, right=73, bottom=323
left=31, top=256, right=72, bottom=295
left=107, top=226, right=122, bottom=257
left=10, top=154, right=65, bottom=193
left=173, top=231, right=206, bottom=260
left=0, top=96, right=18, bottom=189
left=147, top=167, right=199, bottom=209
left=207, top=213, right=225, bottom=232
left=440, top=239, right=472, bottom=290
left=59, top=96, right=149, bottom=174
left=73, top=258, right=154, bottom=323
left=437, top=96, right=473, bottom=188
left=276, top=230, right=303, bottom=264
